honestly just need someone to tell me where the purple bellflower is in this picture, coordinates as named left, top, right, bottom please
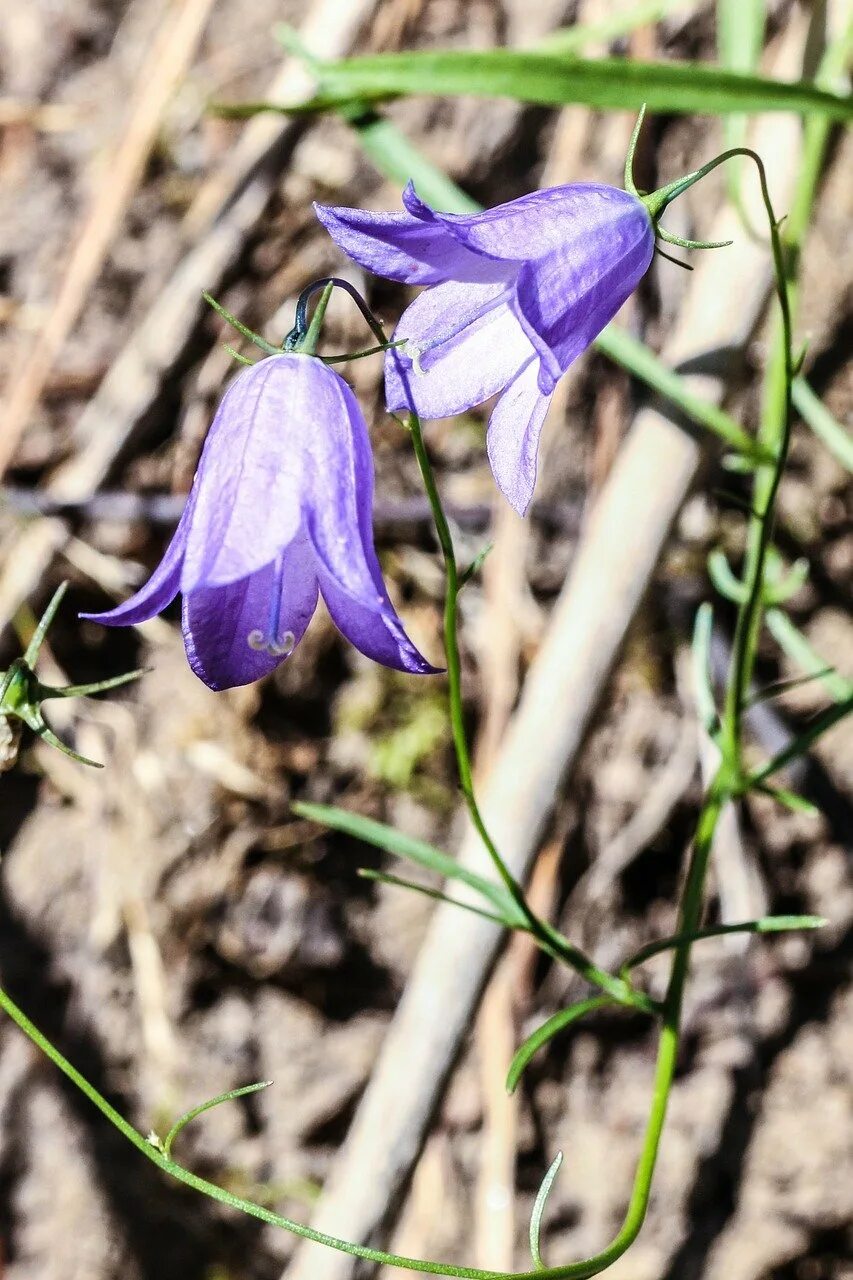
left=83, top=353, right=436, bottom=690
left=316, top=182, right=655, bottom=514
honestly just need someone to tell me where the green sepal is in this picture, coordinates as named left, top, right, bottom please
left=0, top=584, right=145, bottom=769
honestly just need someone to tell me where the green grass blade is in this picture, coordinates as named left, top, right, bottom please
left=746, top=693, right=853, bottom=788
left=529, top=1151, right=563, bottom=1270
left=597, top=326, right=765, bottom=459
left=623, top=915, right=826, bottom=971
left=792, top=378, right=853, bottom=473
left=541, top=0, right=692, bottom=54
left=717, top=0, right=766, bottom=216
left=292, top=801, right=526, bottom=924
left=308, top=50, right=852, bottom=119
left=341, top=107, right=479, bottom=212
left=357, top=867, right=515, bottom=928
left=162, top=1082, right=272, bottom=1159
left=691, top=602, right=719, bottom=734
left=506, top=997, right=613, bottom=1094
left=766, top=609, right=853, bottom=703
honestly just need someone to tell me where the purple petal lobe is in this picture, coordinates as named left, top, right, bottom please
left=314, top=201, right=502, bottom=285
left=303, top=367, right=391, bottom=609
left=182, top=537, right=319, bottom=691
left=410, top=184, right=649, bottom=262
left=182, top=354, right=312, bottom=592
left=300, top=366, right=438, bottom=675
left=512, top=203, right=654, bottom=392
left=385, top=280, right=532, bottom=419
left=486, top=360, right=552, bottom=515
left=81, top=486, right=196, bottom=625
left=319, top=571, right=438, bottom=675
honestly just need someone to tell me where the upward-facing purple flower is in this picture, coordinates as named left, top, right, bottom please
left=316, top=182, right=654, bottom=514
left=83, top=354, right=436, bottom=690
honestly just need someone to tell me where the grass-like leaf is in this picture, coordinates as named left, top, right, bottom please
left=766, top=609, right=853, bottom=704
left=793, top=377, right=853, bottom=473
left=292, top=800, right=526, bottom=925
left=161, top=1081, right=272, bottom=1158
left=299, top=49, right=852, bottom=120
left=529, top=1151, right=563, bottom=1270
left=357, top=867, right=515, bottom=928
left=691, top=602, right=719, bottom=736
left=746, top=693, right=853, bottom=788
left=622, top=915, right=826, bottom=973
left=506, top=997, right=613, bottom=1095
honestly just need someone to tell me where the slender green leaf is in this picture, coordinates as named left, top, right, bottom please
left=754, top=784, right=820, bottom=816
left=766, top=609, right=853, bottom=703
left=708, top=549, right=747, bottom=603
left=24, top=582, right=68, bottom=666
left=597, top=325, right=765, bottom=459
left=793, top=377, right=853, bottom=473
left=745, top=666, right=838, bottom=708
left=541, top=0, right=692, bottom=54
left=342, top=107, right=479, bottom=212
left=459, top=542, right=494, bottom=589
left=746, top=693, right=853, bottom=787
left=301, top=49, right=852, bottom=119
left=717, top=0, right=766, bottom=216
left=357, top=867, right=514, bottom=927
left=529, top=1152, right=563, bottom=1270
left=691, top=602, right=718, bottom=735
left=623, top=914, right=826, bottom=971
left=292, top=800, right=526, bottom=924
left=506, top=997, right=612, bottom=1095
left=162, top=1082, right=272, bottom=1158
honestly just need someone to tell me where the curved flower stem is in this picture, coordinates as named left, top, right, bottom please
left=297, top=276, right=649, bottom=1009
left=406, top=411, right=649, bottom=1013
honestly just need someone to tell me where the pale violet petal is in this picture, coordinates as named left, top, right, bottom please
left=486, top=360, right=552, bottom=515
left=314, top=201, right=504, bottom=285
left=182, top=537, right=319, bottom=691
left=385, top=281, right=532, bottom=419
left=181, top=354, right=313, bottom=591
left=513, top=208, right=654, bottom=392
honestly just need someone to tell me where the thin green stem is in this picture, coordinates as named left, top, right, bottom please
left=658, top=149, right=795, bottom=771
left=406, top=410, right=648, bottom=1013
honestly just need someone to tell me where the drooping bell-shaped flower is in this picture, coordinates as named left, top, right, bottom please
left=316, top=182, right=654, bottom=514
left=83, top=354, right=436, bottom=690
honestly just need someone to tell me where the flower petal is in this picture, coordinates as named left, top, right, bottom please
left=301, top=366, right=438, bottom=675
left=319, top=571, right=438, bottom=675
left=303, top=366, right=391, bottom=609
left=385, top=280, right=532, bottom=419
left=512, top=207, right=654, bottom=392
left=314, top=201, right=502, bottom=285
left=181, top=353, right=312, bottom=592
left=486, top=360, right=552, bottom=515
left=404, top=183, right=649, bottom=262
left=80, top=486, right=196, bottom=625
left=183, top=537, right=319, bottom=691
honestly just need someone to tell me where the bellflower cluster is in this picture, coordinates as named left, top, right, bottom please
left=316, top=181, right=655, bottom=513
left=87, top=125, right=664, bottom=690
left=84, top=353, right=436, bottom=690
